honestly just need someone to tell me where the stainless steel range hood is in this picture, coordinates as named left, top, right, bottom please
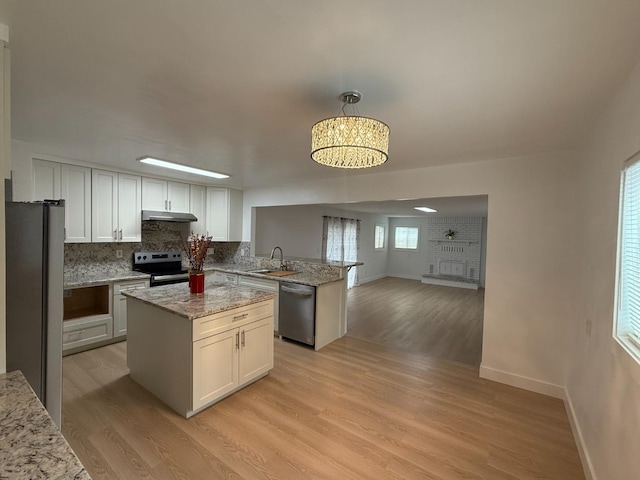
left=142, top=210, right=197, bottom=222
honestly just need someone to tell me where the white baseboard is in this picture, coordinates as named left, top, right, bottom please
left=358, top=274, right=387, bottom=284
left=387, top=273, right=422, bottom=281
left=421, top=277, right=479, bottom=289
left=479, top=365, right=564, bottom=398
left=564, top=388, right=597, bottom=480
left=480, top=366, right=595, bottom=479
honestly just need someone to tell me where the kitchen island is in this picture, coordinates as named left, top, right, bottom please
left=123, top=281, right=276, bottom=418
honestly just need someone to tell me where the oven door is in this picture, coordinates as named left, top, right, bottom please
left=150, top=273, right=189, bottom=287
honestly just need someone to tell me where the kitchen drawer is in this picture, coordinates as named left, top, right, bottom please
left=63, top=315, right=113, bottom=351
left=114, top=279, right=149, bottom=295
left=193, top=300, right=274, bottom=342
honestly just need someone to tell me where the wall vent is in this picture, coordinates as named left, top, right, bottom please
left=440, top=245, right=464, bottom=253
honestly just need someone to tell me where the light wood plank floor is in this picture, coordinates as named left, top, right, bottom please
left=347, top=277, right=484, bottom=366
left=62, top=338, right=584, bottom=479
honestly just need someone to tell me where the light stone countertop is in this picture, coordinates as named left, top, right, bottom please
left=64, top=269, right=150, bottom=289
left=0, top=370, right=91, bottom=479
left=122, top=279, right=276, bottom=320
left=253, top=255, right=363, bottom=268
left=205, top=263, right=344, bottom=286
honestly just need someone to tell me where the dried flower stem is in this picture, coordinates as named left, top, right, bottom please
left=182, top=233, right=213, bottom=272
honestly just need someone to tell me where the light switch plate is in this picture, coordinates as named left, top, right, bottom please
left=116, top=249, right=123, bottom=258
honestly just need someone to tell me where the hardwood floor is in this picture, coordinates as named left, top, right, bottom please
left=62, top=338, right=584, bottom=479
left=347, top=277, right=484, bottom=366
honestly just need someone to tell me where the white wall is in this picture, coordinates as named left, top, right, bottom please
left=386, top=217, right=426, bottom=280
left=253, top=204, right=388, bottom=283
left=243, top=149, right=578, bottom=396
left=565, top=57, right=640, bottom=479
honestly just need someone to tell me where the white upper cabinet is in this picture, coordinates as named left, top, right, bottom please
left=142, top=177, right=190, bottom=213
left=118, top=174, right=142, bottom=241
left=206, top=187, right=242, bottom=241
left=141, top=177, right=168, bottom=211
left=189, top=184, right=207, bottom=235
left=92, top=169, right=141, bottom=243
left=167, top=181, right=190, bottom=213
left=32, top=159, right=61, bottom=201
left=91, top=169, right=118, bottom=242
left=61, top=164, right=92, bottom=243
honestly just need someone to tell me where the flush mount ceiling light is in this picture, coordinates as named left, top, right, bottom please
left=311, top=91, right=389, bottom=169
left=414, top=207, right=438, bottom=213
left=138, top=157, right=230, bottom=179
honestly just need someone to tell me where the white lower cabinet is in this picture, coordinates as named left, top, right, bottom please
left=238, top=317, right=273, bottom=384
left=238, top=275, right=280, bottom=333
left=193, top=329, right=239, bottom=410
left=63, top=315, right=113, bottom=351
left=113, top=280, right=149, bottom=338
left=193, top=317, right=273, bottom=411
left=127, top=297, right=274, bottom=418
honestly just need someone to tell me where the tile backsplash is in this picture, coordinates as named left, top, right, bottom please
left=65, top=221, right=250, bottom=271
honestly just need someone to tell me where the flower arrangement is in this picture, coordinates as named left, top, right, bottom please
left=445, top=229, right=456, bottom=240
left=182, top=233, right=213, bottom=272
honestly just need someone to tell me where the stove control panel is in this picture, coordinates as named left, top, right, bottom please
left=133, top=250, right=182, bottom=265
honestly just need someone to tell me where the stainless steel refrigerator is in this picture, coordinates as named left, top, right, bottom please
left=5, top=200, right=64, bottom=428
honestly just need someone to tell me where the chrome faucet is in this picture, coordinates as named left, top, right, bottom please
left=270, top=246, right=286, bottom=270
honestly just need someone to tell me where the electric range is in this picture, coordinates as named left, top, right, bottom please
left=132, top=250, right=189, bottom=287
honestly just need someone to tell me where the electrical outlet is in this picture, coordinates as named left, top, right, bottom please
left=116, top=249, right=123, bottom=259
left=241, top=249, right=245, bottom=256
left=585, top=318, right=592, bottom=337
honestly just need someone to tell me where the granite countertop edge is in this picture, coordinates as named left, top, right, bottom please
left=123, top=283, right=277, bottom=320
left=64, top=270, right=151, bottom=289
left=204, top=264, right=344, bottom=286
left=0, top=370, right=91, bottom=479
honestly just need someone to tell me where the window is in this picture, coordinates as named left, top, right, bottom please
left=616, top=154, right=640, bottom=362
left=394, top=226, right=419, bottom=250
left=374, top=224, right=385, bottom=249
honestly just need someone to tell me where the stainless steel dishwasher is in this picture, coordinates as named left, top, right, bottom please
left=279, top=282, right=316, bottom=346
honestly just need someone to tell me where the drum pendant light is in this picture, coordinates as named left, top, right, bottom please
left=311, top=91, right=389, bottom=169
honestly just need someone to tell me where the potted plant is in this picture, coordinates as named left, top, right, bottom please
left=182, top=233, right=213, bottom=294
left=445, top=229, right=456, bottom=240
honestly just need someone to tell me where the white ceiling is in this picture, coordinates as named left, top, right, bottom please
left=321, top=195, right=488, bottom=217
left=2, top=1, right=640, bottom=189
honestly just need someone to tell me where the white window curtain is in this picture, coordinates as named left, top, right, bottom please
left=322, top=216, right=360, bottom=288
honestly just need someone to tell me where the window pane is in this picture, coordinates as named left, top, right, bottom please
left=394, top=226, right=419, bottom=250
left=374, top=225, right=385, bottom=249
left=618, top=158, right=640, bottom=354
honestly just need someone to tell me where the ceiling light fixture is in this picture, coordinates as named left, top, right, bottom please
left=311, top=91, right=389, bottom=169
left=414, top=207, right=438, bottom=213
left=138, top=157, right=229, bottom=179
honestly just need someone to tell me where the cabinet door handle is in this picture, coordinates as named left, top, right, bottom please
left=164, top=199, right=168, bottom=210
left=169, top=200, right=172, bottom=210
left=113, top=229, right=117, bottom=240
left=119, top=229, right=123, bottom=240
left=235, top=332, right=239, bottom=350
left=241, top=330, right=245, bottom=347
left=233, top=313, right=248, bottom=321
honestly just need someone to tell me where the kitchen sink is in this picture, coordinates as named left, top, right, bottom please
left=246, top=268, right=298, bottom=277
